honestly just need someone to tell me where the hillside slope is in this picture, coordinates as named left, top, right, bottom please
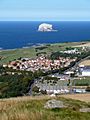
left=0, top=95, right=90, bottom=120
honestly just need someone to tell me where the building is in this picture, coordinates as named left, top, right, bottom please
left=79, top=66, right=90, bottom=76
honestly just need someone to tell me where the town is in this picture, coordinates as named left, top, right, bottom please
left=1, top=45, right=90, bottom=96
left=3, top=56, right=76, bottom=72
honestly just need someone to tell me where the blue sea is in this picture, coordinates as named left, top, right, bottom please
left=0, top=21, right=90, bottom=49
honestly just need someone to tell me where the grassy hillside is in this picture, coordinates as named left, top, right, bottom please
left=0, top=95, right=90, bottom=120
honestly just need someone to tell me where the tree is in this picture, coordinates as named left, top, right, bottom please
left=32, top=86, right=39, bottom=93
left=40, top=90, right=47, bottom=94
left=86, top=86, right=90, bottom=92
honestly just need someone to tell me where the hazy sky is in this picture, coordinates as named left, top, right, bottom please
left=0, top=0, right=90, bottom=21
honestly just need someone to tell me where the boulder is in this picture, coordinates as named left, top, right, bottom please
left=44, top=99, right=64, bottom=109
left=80, top=108, right=90, bottom=112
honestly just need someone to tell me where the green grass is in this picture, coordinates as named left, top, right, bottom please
left=72, top=77, right=90, bottom=86
left=0, top=42, right=84, bottom=65
left=0, top=96, right=90, bottom=120
left=0, top=47, right=36, bottom=64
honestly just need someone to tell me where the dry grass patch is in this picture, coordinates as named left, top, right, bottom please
left=73, top=42, right=90, bottom=47
left=60, top=94, right=90, bottom=103
left=79, top=60, right=90, bottom=66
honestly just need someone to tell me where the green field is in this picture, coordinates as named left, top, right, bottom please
left=72, top=77, right=90, bottom=86
left=0, top=47, right=36, bottom=64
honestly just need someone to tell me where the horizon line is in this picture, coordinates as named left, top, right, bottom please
left=0, top=20, right=90, bottom=22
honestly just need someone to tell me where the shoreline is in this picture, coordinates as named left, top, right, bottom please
left=0, top=41, right=90, bottom=52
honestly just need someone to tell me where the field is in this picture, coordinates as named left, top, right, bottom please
left=79, top=60, right=90, bottom=66
left=0, top=41, right=89, bottom=64
left=61, top=94, right=90, bottom=103
left=0, top=47, right=36, bottom=64
left=0, top=95, right=90, bottom=120
left=74, top=42, right=90, bottom=47
left=72, top=77, right=90, bottom=86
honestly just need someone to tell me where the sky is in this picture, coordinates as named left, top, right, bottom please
left=0, top=0, right=90, bottom=21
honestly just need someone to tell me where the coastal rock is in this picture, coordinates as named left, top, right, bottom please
left=38, top=23, right=57, bottom=32
left=44, top=99, right=64, bottom=109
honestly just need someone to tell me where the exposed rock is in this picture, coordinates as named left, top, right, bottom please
left=44, top=99, right=64, bottom=109
left=80, top=108, right=90, bottom=112
left=38, top=23, right=57, bottom=32
left=50, top=94, right=56, bottom=97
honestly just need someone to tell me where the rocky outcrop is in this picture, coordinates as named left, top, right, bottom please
left=44, top=99, right=64, bottom=109
left=38, top=23, right=57, bottom=32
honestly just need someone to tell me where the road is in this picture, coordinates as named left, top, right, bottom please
left=64, top=56, right=90, bottom=74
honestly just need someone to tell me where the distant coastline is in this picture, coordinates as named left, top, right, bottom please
left=0, top=40, right=90, bottom=52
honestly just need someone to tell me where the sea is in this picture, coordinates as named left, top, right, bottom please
left=0, top=21, right=90, bottom=49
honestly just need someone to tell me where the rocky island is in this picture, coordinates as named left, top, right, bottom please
left=38, top=23, right=57, bottom=32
